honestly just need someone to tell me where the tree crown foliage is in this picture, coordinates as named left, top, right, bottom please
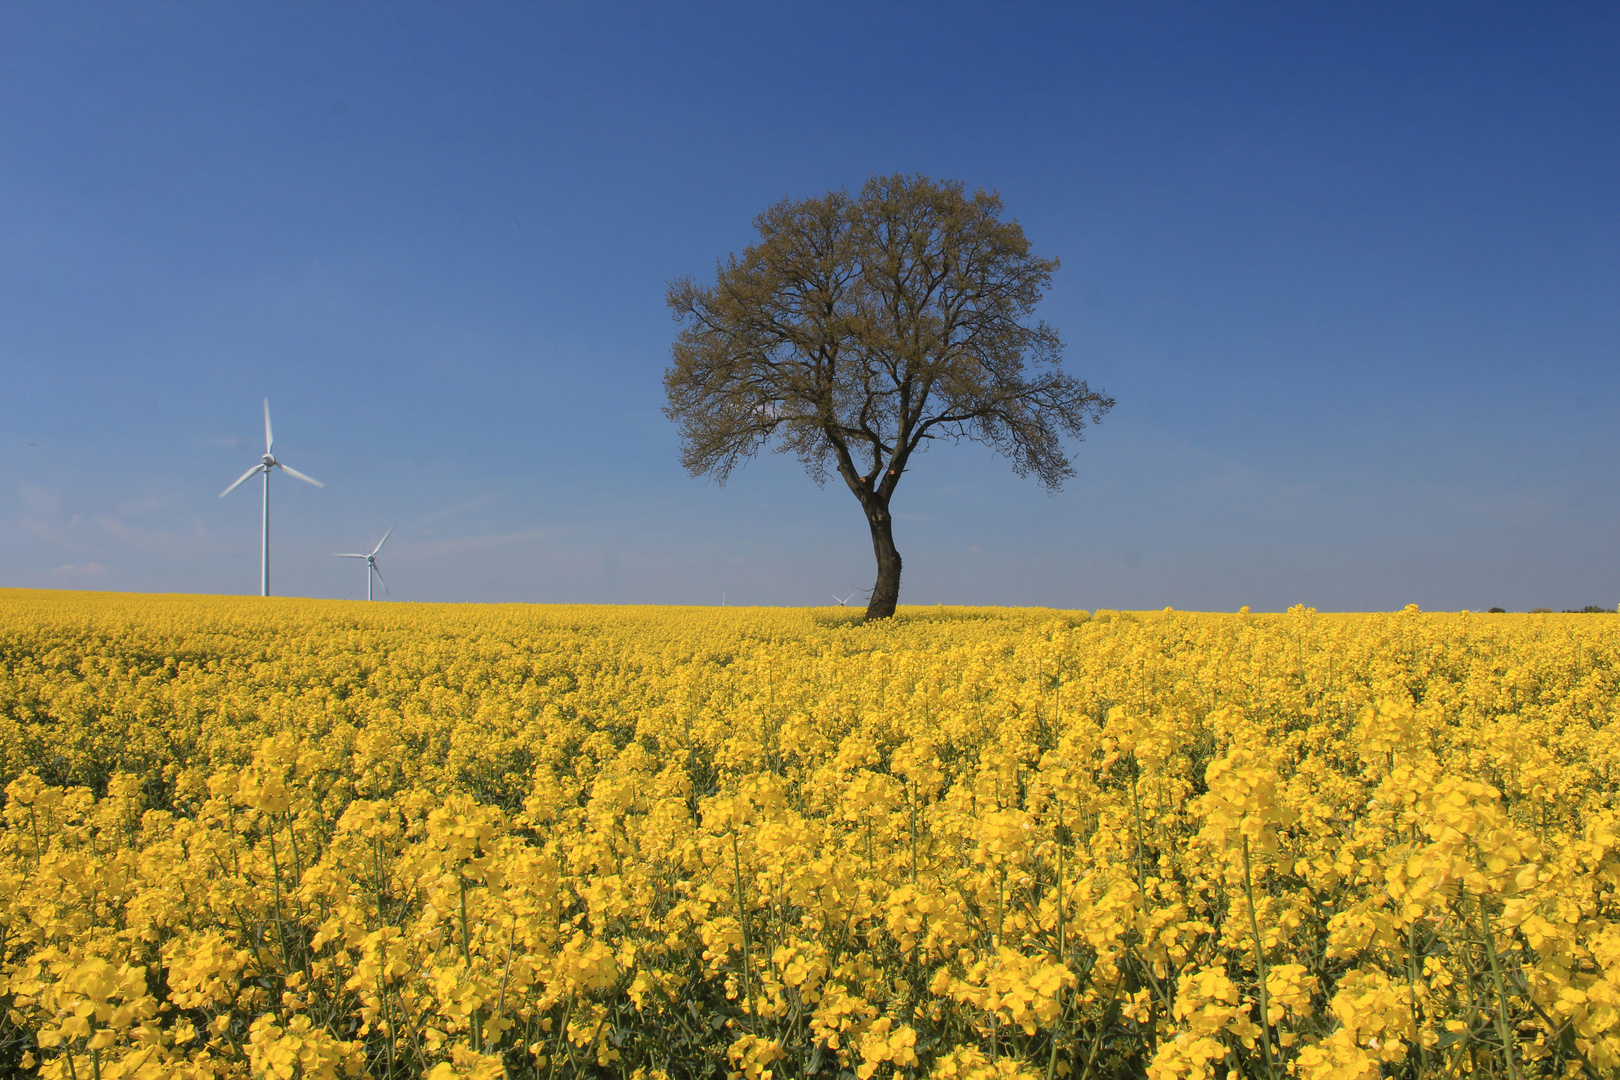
left=664, top=174, right=1113, bottom=502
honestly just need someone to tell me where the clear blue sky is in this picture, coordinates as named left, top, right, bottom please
left=3, top=2, right=1616, bottom=611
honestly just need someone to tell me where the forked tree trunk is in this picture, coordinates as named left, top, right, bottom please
left=865, top=504, right=902, bottom=621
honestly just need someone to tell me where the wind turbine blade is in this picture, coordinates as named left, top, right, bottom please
left=334, top=553, right=369, bottom=559
left=370, top=527, right=393, bottom=557
left=220, top=464, right=264, bottom=498
left=263, top=399, right=274, bottom=454
left=371, top=562, right=389, bottom=595
left=278, top=463, right=324, bottom=488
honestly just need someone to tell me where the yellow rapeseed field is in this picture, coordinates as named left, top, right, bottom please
left=1, top=589, right=1617, bottom=1080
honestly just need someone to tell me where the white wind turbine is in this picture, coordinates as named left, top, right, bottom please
left=219, top=399, right=324, bottom=596
left=335, top=528, right=392, bottom=601
left=831, top=591, right=855, bottom=607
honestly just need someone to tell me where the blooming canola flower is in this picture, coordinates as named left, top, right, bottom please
left=0, top=591, right=1616, bottom=1078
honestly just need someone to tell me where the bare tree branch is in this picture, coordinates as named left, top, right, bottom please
left=664, top=175, right=1113, bottom=619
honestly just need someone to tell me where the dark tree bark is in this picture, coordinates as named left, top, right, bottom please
left=865, top=499, right=901, bottom=620
left=664, top=174, right=1112, bottom=621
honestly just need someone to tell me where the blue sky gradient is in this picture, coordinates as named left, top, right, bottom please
left=3, top=2, right=1616, bottom=610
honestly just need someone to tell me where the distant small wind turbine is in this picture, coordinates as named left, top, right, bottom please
left=832, top=591, right=855, bottom=607
left=219, top=399, right=323, bottom=596
left=335, top=528, right=392, bottom=601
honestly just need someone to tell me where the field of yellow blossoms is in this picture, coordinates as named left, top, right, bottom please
left=1, top=589, right=1617, bottom=1080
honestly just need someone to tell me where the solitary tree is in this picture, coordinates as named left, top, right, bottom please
left=665, top=174, right=1113, bottom=621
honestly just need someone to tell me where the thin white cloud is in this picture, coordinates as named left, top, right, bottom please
left=18, top=485, right=64, bottom=515
left=48, top=562, right=107, bottom=579
left=396, top=528, right=558, bottom=559
left=19, top=514, right=86, bottom=546
left=117, top=494, right=180, bottom=516
left=20, top=518, right=64, bottom=543
left=405, top=494, right=501, bottom=532
left=95, top=516, right=190, bottom=558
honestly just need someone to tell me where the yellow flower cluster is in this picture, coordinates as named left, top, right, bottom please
left=1, top=589, right=1618, bottom=1080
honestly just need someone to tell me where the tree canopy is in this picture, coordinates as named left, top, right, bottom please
left=665, top=174, right=1112, bottom=619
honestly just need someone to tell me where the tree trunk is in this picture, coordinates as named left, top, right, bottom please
left=864, top=503, right=902, bottom=621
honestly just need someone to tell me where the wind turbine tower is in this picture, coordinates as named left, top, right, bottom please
left=335, top=529, right=392, bottom=601
left=220, top=399, right=324, bottom=596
